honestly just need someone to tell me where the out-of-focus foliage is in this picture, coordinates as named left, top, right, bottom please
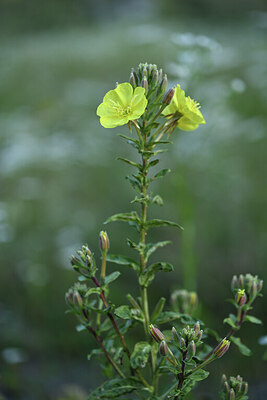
left=0, top=1, right=266, bottom=399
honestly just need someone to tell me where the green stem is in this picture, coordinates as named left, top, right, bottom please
left=184, top=354, right=216, bottom=378
left=97, top=251, right=107, bottom=327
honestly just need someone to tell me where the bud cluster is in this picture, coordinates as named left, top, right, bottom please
left=231, top=274, right=263, bottom=304
left=221, top=374, right=248, bottom=399
left=65, top=283, right=87, bottom=309
left=149, top=324, right=172, bottom=359
left=172, top=322, right=202, bottom=361
left=129, top=63, right=174, bottom=105
left=71, top=244, right=97, bottom=277
left=171, top=289, right=198, bottom=314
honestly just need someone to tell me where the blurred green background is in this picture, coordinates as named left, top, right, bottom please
left=0, top=0, right=266, bottom=399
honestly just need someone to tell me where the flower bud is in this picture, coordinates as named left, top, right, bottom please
left=157, top=74, right=168, bottom=97
left=172, top=327, right=179, bottom=342
left=196, top=329, right=203, bottom=342
left=187, top=340, right=196, bottom=359
left=163, top=87, right=175, bottom=105
left=223, top=381, right=230, bottom=393
left=74, top=290, right=83, bottom=307
left=159, top=340, right=169, bottom=356
left=99, top=231, right=110, bottom=252
left=221, top=374, right=227, bottom=384
left=179, top=337, right=186, bottom=349
left=86, top=255, right=93, bottom=266
left=241, top=382, right=248, bottom=394
left=129, top=70, right=137, bottom=88
left=82, top=245, right=92, bottom=256
left=229, top=388, right=235, bottom=400
left=189, top=292, right=198, bottom=307
left=149, top=324, right=165, bottom=343
left=231, top=275, right=238, bottom=291
left=250, top=282, right=257, bottom=299
left=65, top=288, right=74, bottom=305
left=151, top=68, right=158, bottom=88
left=71, top=255, right=83, bottom=267
left=238, top=274, right=244, bottom=289
left=257, top=280, right=263, bottom=292
left=235, top=289, right=247, bottom=306
left=158, top=68, right=162, bottom=83
left=143, top=66, right=148, bottom=78
left=194, top=321, right=200, bottom=335
left=214, top=338, right=231, bottom=358
left=182, top=328, right=188, bottom=338
left=141, top=76, right=148, bottom=94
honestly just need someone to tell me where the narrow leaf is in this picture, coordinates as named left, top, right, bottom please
left=154, top=168, right=171, bottom=179
left=104, top=212, right=140, bottom=225
left=114, top=305, right=132, bottom=320
left=105, top=271, right=121, bottom=285
left=146, top=240, right=172, bottom=259
left=223, top=317, right=237, bottom=329
left=151, top=297, right=166, bottom=323
left=106, top=254, right=140, bottom=273
left=230, top=336, right=252, bottom=356
left=146, top=219, right=184, bottom=230
left=244, top=315, right=262, bottom=325
left=155, top=311, right=181, bottom=324
left=117, top=157, right=140, bottom=169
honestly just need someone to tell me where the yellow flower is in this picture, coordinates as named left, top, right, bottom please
left=97, top=82, right=147, bottom=128
left=162, top=84, right=206, bottom=131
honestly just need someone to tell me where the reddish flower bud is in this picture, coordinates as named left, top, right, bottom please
left=99, top=231, right=110, bottom=252
left=159, top=340, right=169, bottom=356
left=149, top=324, right=165, bottom=343
left=235, top=289, right=247, bottom=306
left=214, top=338, right=231, bottom=358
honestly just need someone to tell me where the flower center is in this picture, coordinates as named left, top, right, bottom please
left=109, top=100, right=132, bottom=116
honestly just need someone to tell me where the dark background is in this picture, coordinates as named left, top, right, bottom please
left=0, top=0, right=266, bottom=399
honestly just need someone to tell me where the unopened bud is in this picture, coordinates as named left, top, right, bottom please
left=86, top=255, right=93, bottom=266
left=82, top=245, right=92, bottom=256
left=229, top=388, right=235, bottom=400
left=197, top=330, right=203, bottom=342
left=158, top=68, right=162, bottom=83
left=236, top=382, right=242, bottom=392
left=129, top=70, right=137, bottom=88
left=99, top=231, right=109, bottom=252
left=182, top=328, right=188, bottom=338
left=250, top=282, right=257, bottom=299
left=143, top=67, right=148, bottom=78
left=194, top=321, right=200, bottom=335
left=157, top=74, right=168, bottom=96
left=241, top=382, right=248, bottom=394
left=159, top=340, right=169, bottom=356
left=179, top=337, right=186, bottom=349
left=71, top=255, right=82, bottom=267
left=231, top=275, right=238, bottom=291
left=257, top=280, right=263, bottom=292
left=172, top=327, right=179, bottom=342
left=163, top=87, right=175, bottom=105
left=239, top=274, right=244, bottom=289
left=223, top=381, right=230, bottom=393
left=189, top=292, right=198, bottom=308
left=141, top=77, right=148, bottom=94
left=65, top=289, right=74, bottom=305
left=221, top=374, right=227, bottom=384
left=214, top=338, right=231, bottom=358
left=187, top=340, right=196, bottom=359
left=151, top=68, right=158, bottom=88
left=74, top=290, right=83, bottom=307
left=149, top=324, right=165, bottom=343
left=235, top=289, right=247, bottom=306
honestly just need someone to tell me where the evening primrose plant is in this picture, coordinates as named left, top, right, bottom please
left=65, top=63, right=263, bottom=399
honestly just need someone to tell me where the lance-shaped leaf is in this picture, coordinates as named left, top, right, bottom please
left=118, top=134, right=140, bottom=150
left=151, top=297, right=166, bottom=323
left=145, top=240, right=171, bottom=260
left=125, top=176, right=141, bottom=192
left=106, top=254, right=140, bottom=273
left=146, top=218, right=184, bottom=230
left=230, top=336, right=252, bottom=356
left=104, top=271, right=121, bottom=285
left=117, top=157, right=140, bottom=169
left=104, top=211, right=140, bottom=226
left=244, top=315, right=262, bottom=325
left=89, top=377, right=143, bottom=399
left=152, top=194, right=164, bottom=206
left=189, top=369, right=210, bottom=382
left=130, top=341, right=151, bottom=369
left=155, top=311, right=181, bottom=324
left=139, top=262, right=173, bottom=288
left=153, top=168, right=171, bottom=179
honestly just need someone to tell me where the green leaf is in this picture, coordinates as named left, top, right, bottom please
left=139, top=262, right=173, bottom=287
left=223, top=317, right=237, bottom=329
left=87, top=348, right=102, bottom=360
left=230, top=336, right=252, bottom=356
left=189, top=369, right=209, bottom=382
left=104, top=271, right=121, bottom=285
left=104, top=211, right=140, bottom=226
left=152, top=194, right=164, bottom=206
left=154, top=168, right=171, bottom=179
left=151, top=297, right=166, bottom=323
left=155, top=311, right=181, bottom=324
left=125, top=176, right=141, bottom=192
left=106, top=254, right=140, bottom=273
left=114, top=305, right=132, bottom=320
left=89, top=378, right=142, bottom=399
left=85, top=287, right=102, bottom=296
left=159, top=364, right=182, bottom=375
left=145, top=240, right=171, bottom=259
left=117, top=157, right=140, bottom=169
left=76, top=324, right=86, bottom=332
left=148, top=159, right=160, bottom=168
left=146, top=218, right=184, bottom=230
left=244, top=315, right=262, bottom=324
left=130, top=341, right=151, bottom=369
